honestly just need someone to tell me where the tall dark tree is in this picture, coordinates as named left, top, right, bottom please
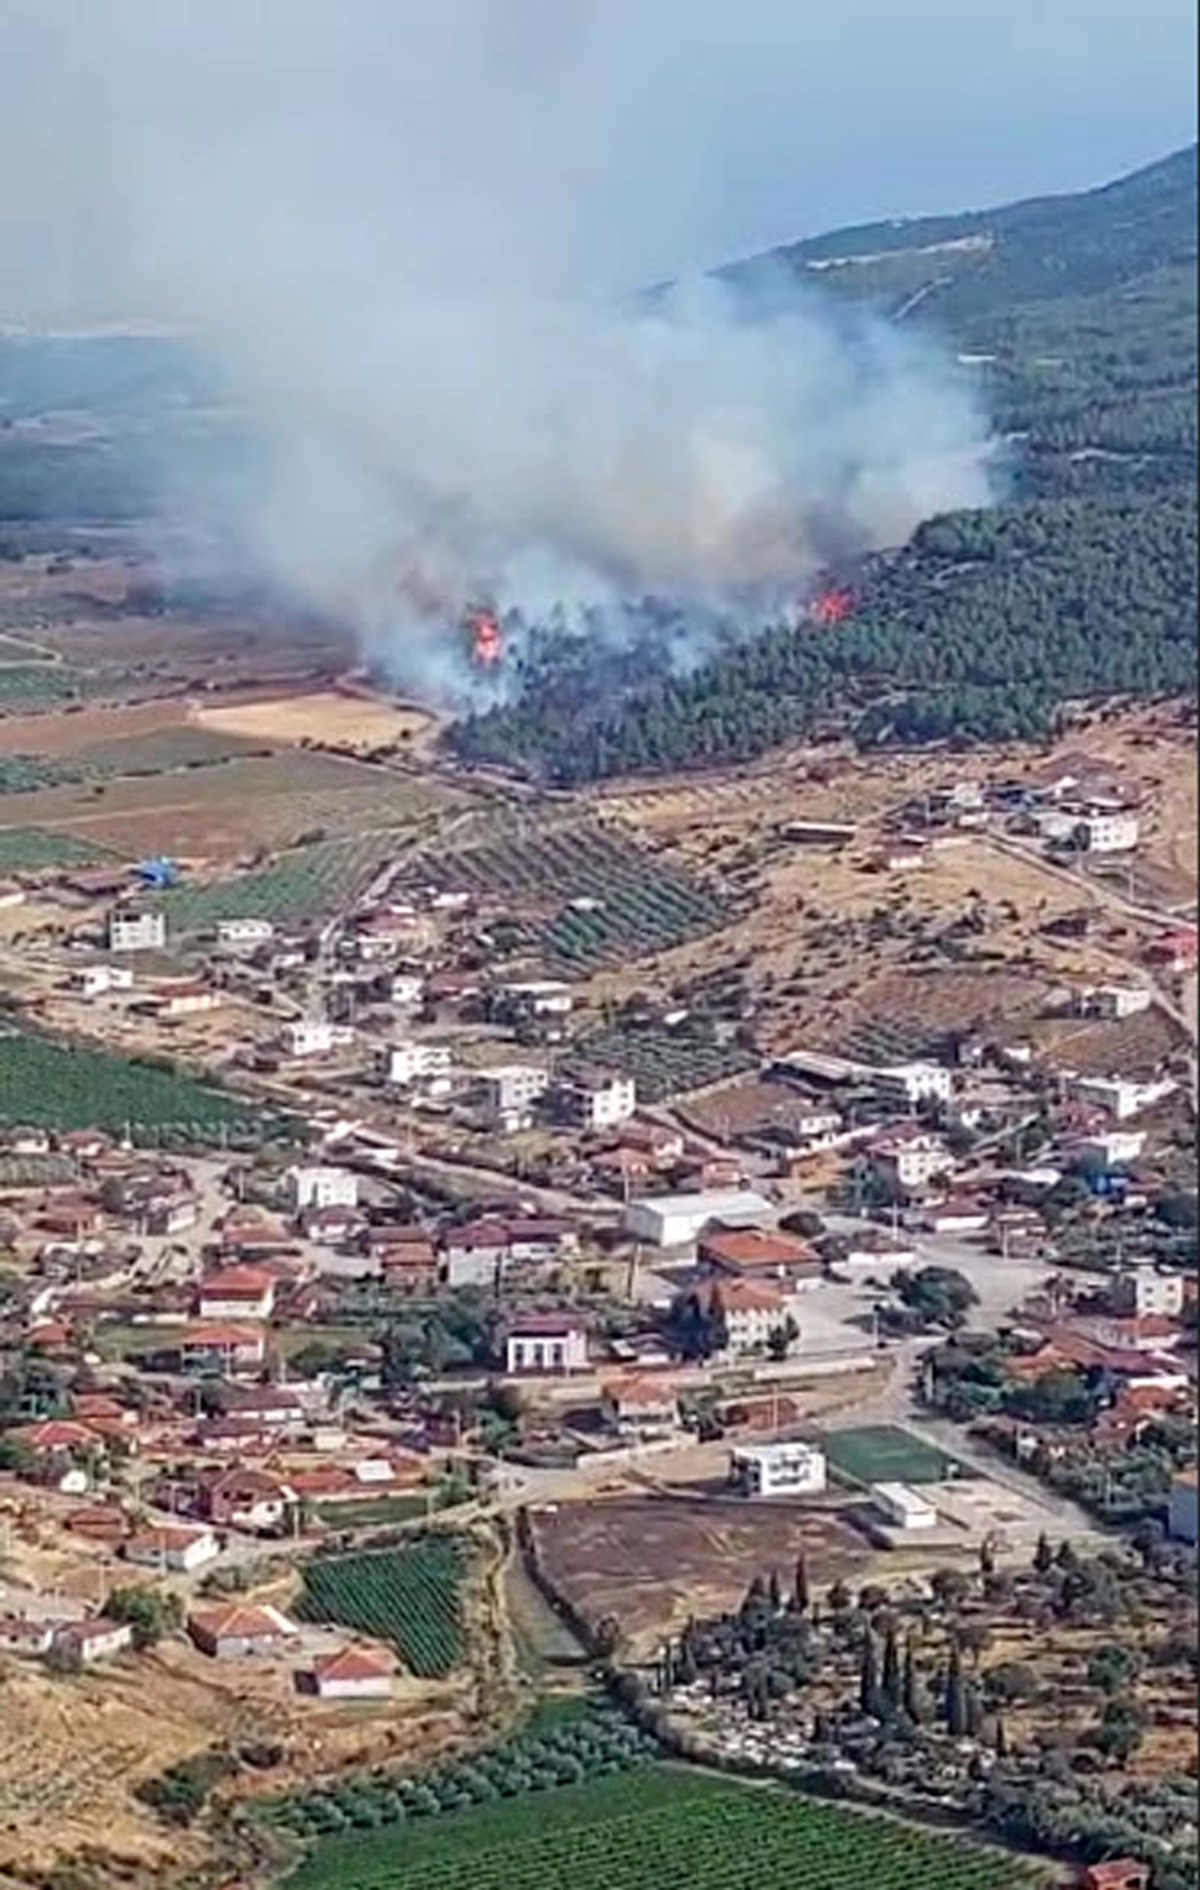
left=1033, top=1531, right=1054, bottom=1576
left=902, top=1640, right=923, bottom=1723
left=945, top=1643, right=968, bottom=1737
left=994, top=1714, right=1009, bottom=1760
left=767, top=1568, right=782, bottom=1613
left=859, top=1630, right=882, bottom=1717
left=793, top=1554, right=810, bottom=1613
left=881, top=1625, right=902, bottom=1710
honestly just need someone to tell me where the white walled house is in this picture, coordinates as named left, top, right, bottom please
left=1068, top=1074, right=1178, bottom=1122
left=216, top=918, right=275, bottom=953
left=71, top=964, right=135, bottom=1000
left=1110, top=1269, right=1185, bottom=1318
left=1072, top=984, right=1151, bottom=1021
left=553, top=1068, right=636, bottom=1131
left=1074, top=811, right=1139, bottom=853
left=866, top=1128, right=954, bottom=1193
left=281, top=1019, right=336, bottom=1058
left=505, top=1314, right=588, bottom=1376
left=108, top=908, right=166, bottom=953
left=287, top=1164, right=359, bottom=1212
left=479, top=1063, right=549, bottom=1128
left=309, top=1645, right=394, bottom=1699
left=441, top=1219, right=510, bottom=1289
left=197, top=1267, right=276, bottom=1322
left=729, top=1441, right=827, bottom=1498
left=874, top=1061, right=954, bottom=1107
left=123, top=1525, right=219, bottom=1574
left=386, top=1040, right=453, bottom=1091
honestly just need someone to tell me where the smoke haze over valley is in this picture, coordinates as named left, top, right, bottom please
left=0, top=1, right=1020, bottom=691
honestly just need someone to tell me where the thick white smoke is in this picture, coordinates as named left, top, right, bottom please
left=0, top=1, right=997, bottom=694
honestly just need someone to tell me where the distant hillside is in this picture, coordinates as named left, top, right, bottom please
left=450, top=146, right=1198, bottom=782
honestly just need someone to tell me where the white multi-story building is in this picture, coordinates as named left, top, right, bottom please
left=287, top=1164, right=359, bottom=1212
left=553, top=1068, right=636, bottom=1131
left=386, top=1040, right=453, bottom=1090
left=874, top=1062, right=955, bottom=1107
left=1074, top=811, right=1139, bottom=854
left=281, top=1019, right=336, bottom=1059
left=729, top=1441, right=827, bottom=1498
left=216, top=917, right=275, bottom=953
left=504, top=1314, right=588, bottom=1376
left=108, top=908, right=166, bottom=953
left=867, top=1128, right=954, bottom=1193
left=72, top=964, right=135, bottom=1000
left=1110, top=1268, right=1185, bottom=1319
left=478, top=1063, right=549, bottom=1128
left=872, top=1482, right=937, bottom=1530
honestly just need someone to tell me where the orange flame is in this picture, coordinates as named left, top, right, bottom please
left=468, top=609, right=503, bottom=667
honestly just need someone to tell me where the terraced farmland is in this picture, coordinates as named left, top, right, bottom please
left=295, top=1538, right=468, bottom=1677
left=402, top=821, right=728, bottom=972
left=153, top=831, right=410, bottom=933
left=574, top=1023, right=757, bottom=1101
left=285, top=1765, right=1044, bottom=1890
left=0, top=1030, right=268, bottom=1139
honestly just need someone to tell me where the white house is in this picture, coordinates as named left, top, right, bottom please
left=600, top=1377, right=680, bottom=1437
left=1068, top=1074, right=1178, bottom=1122
left=867, top=1128, right=954, bottom=1193
left=691, top=1279, right=797, bottom=1359
left=388, top=972, right=425, bottom=1008
left=1110, top=1269, right=1185, bottom=1319
left=71, top=964, right=135, bottom=1000
left=1073, top=984, right=1152, bottom=1021
left=479, top=1063, right=549, bottom=1129
left=729, top=1441, right=827, bottom=1498
left=386, top=1040, right=453, bottom=1090
left=51, top=1617, right=135, bottom=1666
left=441, top=1218, right=510, bottom=1289
left=1168, top=1470, right=1198, bottom=1546
left=108, top=908, right=166, bottom=953
left=216, top=918, right=275, bottom=953
left=553, top=1068, right=636, bottom=1131
left=123, top=1524, right=219, bottom=1574
left=1074, top=1128, right=1146, bottom=1167
left=197, top=1267, right=276, bottom=1322
left=621, top=1188, right=775, bottom=1250
left=872, top=1482, right=937, bottom=1530
left=497, top=978, right=574, bottom=1018
left=287, top=1164, right=358, bottom=1212
left=874, top=1062, right=955, bottom=1107
left=1074, top=811, right=1139, bottom=854
left=505, top=1313, right=588, bottom=1376
left=309, top=1644, right=394, bottom=1699
left=281, top=1019, right=336, bottom=1059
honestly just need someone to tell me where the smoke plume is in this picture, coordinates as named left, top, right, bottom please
left=0, top=2, right=997, bottom=694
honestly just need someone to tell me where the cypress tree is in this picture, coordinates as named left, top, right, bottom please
left=994, top=1714, right=1009, bottom=1759
left=1033, top=1531, right=1053, bottom=1576
left=945, top=1643, right=967, bottom=1737
left=859, top=1630, right=881, bottom=1717
left=902, top=1640, right=922, bottom=1722
left=881, top=1625, right=902, bottom=1710
left=768, top=1568, right=782, bottom=1612
left=794, top=1554, right=810, bottom=1612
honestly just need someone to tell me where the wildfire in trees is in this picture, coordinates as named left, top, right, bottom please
left=810, top=586, right=854, bottom=627
left=466, top=608, right=503, bottom=667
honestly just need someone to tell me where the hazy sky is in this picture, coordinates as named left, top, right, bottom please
left=0, top=0, right=1193, bottom=322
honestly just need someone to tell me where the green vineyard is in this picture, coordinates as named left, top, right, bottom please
left=154, top=831, right=407, bottom=934
left=295, top=1539, right=467, bottom=1678
left=286, top=1764, right=1045, bottom=1890
left=0, top=1030, right=267, bottom=1139
left=400, top=821, right=727, bottom=972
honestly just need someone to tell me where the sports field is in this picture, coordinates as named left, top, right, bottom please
left=822, top=1424, right=967, bottom=1486
left=286, top=1765, right=1044, bottom=1890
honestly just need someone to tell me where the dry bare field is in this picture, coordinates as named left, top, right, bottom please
left=527, top=1493, right=867, bottom=1655
left=196, top=687, right=436, bottom=749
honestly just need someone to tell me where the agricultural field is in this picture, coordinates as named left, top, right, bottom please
left=0, top=661, right=94, bottom=708
left=0, top=824, right=114, bottom=869
left=155, top=829, right=413, bottom=932
left=196, top=689, right=435, bottom=750
left=526, top=1496, right=866, bottom=1656
left=0, top=1029, right=269, bottom=1138
left=295, top=1538, right=468, bottom=1678
left=572, top=1023, right=757, bottom=1102
left=283, top=1764, right=1040, bottom=1890
left=821, top=1425, right=967, bottom=1488
left=400, top=821, right=729, bottom=973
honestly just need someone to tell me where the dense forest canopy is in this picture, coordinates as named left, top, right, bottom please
left=448, top=145, right=1198, bottom=782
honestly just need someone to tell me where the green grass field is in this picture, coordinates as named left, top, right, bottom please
left=822, top=1425, right=967, bottom=1487
left=285, top=1765, right=1044, bottom=1890
left=0, top=825, right=115, bottom=870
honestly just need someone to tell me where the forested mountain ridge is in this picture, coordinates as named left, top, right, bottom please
left=448, top=146, right=1198, bottom=783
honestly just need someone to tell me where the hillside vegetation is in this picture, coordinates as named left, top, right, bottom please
left=449, top=145, right=1198, bottom=782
